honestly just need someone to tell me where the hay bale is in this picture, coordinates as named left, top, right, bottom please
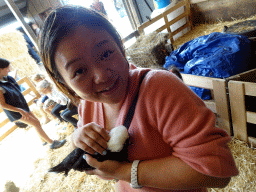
left=208, top=138, right=256, bottom=191
left=0, top=31, right=40, bottom=78
left=126, top=32, right=171, bottom=68
left=173, top=14, right=256, bottom=49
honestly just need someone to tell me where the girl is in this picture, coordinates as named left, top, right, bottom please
left=32, top=73, right=52, bottom=124
left=37, top=79, right=78, bottom=127
left=0, top=58, right=66, bottom=149
left=39, top=6, right=238, bottom=192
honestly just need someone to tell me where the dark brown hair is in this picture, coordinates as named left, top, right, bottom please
left=39, top=5, right=125, bottom=104
left=0, top=58, right=10, bottom=69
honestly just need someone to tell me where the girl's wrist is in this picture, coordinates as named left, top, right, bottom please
left=115, top=162, right=132, bottom=182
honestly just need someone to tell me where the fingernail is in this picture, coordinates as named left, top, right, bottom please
left=102, top=150, right=107, bottom=155
left=83, top=154, right=87, bottom=160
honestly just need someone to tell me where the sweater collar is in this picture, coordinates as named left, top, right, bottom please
left=0, top=76, right=8, bottom=83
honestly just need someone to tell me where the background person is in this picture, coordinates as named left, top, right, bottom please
left=0, top=58, right=66, bottom=149
left=37, top=79, right=78, bottom=127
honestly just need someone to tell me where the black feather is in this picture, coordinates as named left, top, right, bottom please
left=48, top=140, right=129, bottom=176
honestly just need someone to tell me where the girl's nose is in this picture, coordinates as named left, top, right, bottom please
left=93, top=67, right=110, bottom=84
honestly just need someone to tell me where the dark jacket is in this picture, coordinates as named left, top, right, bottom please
left=0, top=76, right=30, bottom=122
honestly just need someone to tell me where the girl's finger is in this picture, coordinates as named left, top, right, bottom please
left=83, top=154, right=97, bottom=175
left=88, top=122, right=110, bottom=142
left=86, top=129, right=108, bottom=149
left=81, top=133, right=107, bottom=155
left=93, top=124, right=110, bottom=142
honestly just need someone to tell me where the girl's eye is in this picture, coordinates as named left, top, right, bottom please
left=74, top=68, right=86, bottom=77
left=100, top=50, right=114, bottom=61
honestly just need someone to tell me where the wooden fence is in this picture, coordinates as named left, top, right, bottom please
left=123, top=0, right=192, bottom=44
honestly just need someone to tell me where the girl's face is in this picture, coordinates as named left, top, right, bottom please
left=40, top=87, right=51, bottom=95
left=0, top=65, right=11, bottom=78
left=54, top=26, right=129, bottom=105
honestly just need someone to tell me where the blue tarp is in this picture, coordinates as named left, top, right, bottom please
left=164, top=32, right=252, bottom=100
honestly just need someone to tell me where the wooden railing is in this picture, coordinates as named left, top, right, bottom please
left=0, top=77, right=41, bottom=142
left=123, top=0, right=192, bottom=44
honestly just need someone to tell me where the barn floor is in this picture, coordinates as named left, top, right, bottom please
left=0, top=118, right=67, bottom=191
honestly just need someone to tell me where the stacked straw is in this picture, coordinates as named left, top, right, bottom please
left=126, top=32, right=171, bottom=68
left=0, top=31, right=40, bottom=78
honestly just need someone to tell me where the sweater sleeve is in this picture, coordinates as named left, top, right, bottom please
left=144, top=70, right=238, bottom=178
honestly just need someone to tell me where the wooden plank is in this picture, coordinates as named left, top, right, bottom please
left=185, top=0, right=193, bottom=30
left=212, top=79, right=231, bottom=135
left=163, top=15, right=174, bottom=44
left=246, top=111, right=256, bottom=124
left=0, top=125, right=18, bottom=142
left=164, top=15, right=172, bottom=33
left=171, top=22, right=190, bottom=37
left=138, top=14, right=164, bottom=33
left=138, top=0, right=187, bottom=32
left=160, top=0, right=187, bottom=17
left=190, top=0, right=208, bottom=4
left=204, top=100, right=216, bottom=113
left=228, top=81, right=248, bottom=142
left=227, top=68, right=256, bottom=82
left=22, top=87, right=32, bottom=96
left=0, top=118, right=9, bottom=128
left=23, top=77, right=41, bottom=98
left=164, top=11, right=189, bottom=30
left=181, top=73, right=214, bottom=89
left=17, top=78, right=25, bottom=85
left=244, top=82, right=256, bottom=97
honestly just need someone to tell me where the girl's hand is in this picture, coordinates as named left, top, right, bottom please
left=72, top=122, right=110, bottom=155
left=84, top=154, right=131, bottom=181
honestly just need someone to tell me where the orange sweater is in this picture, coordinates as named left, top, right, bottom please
left=77, top=67, right=238, bottom=192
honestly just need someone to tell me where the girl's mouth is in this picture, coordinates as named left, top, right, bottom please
left=99, top=78, right=119, bottom=95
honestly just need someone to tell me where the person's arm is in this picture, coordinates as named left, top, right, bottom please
left=85, top=155, right=231, bottom=190
left=0, top=89, right=24, bottom=113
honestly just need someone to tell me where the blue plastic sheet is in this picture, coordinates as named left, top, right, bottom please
left=164, top=32, right=252, bottom=100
